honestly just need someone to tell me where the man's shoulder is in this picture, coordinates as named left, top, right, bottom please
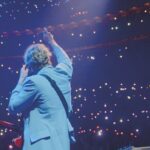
left=54, top=63, right=73, bottom=80
left=24, top=75, right=51, bottom=92
left=25, top=75, right=46, bottom=85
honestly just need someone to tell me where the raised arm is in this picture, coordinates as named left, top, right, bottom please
left=42, top=28, right=72, bottom=65
left=42, top=28, right=73, bottom=78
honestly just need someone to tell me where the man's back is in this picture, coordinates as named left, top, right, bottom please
left=22, top=65, right=72, bottom=150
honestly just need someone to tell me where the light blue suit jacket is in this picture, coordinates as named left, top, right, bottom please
left=9, top=45, right=74, bottom=150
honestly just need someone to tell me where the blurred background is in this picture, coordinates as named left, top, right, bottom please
left=0, top=0, right=150, bottom=149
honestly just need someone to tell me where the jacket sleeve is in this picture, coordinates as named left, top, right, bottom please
left=9, top=78, right=38, bottom=114
left=51, top=44, right=73, bottom=79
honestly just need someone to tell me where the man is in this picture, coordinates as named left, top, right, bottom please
left=9, top=29, right=74, bottom=150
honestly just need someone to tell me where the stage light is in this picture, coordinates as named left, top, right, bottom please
left=111, top=27, right=114, bottom=30
left=71, top=33, right=74, bottom=36
left=79, top=34, right=83, bottom=37
left=127, top=96, right=131, bottom=100
left=93, top=31, right=96, bottom=34
left=127, top=22, right=131, bottom=26
left=119, top=119, right=123, bottom=123
left=113, top=122, right=116, bottom=125
left=115, top=26, right=119, bottom=30
left=8, top=144, right=13, bottom=150
left=105, top=116, right=109, bottom=120
left=97, top=130, right=103, bottom=136
left=119, top=55, right=123, bottom=59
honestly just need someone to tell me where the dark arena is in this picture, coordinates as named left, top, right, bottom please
left=0, top=0, right=150, bottom=150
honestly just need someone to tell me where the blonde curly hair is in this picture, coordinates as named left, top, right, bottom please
left=24, top=44, right=52, bottom=71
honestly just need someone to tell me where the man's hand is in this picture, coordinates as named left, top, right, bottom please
left=18, top=65, right=29, bottom=85
left=42, top=28, right=56, bottom=45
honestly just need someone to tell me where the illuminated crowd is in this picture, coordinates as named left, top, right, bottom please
left=0, top=0, right=150, bottom=150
